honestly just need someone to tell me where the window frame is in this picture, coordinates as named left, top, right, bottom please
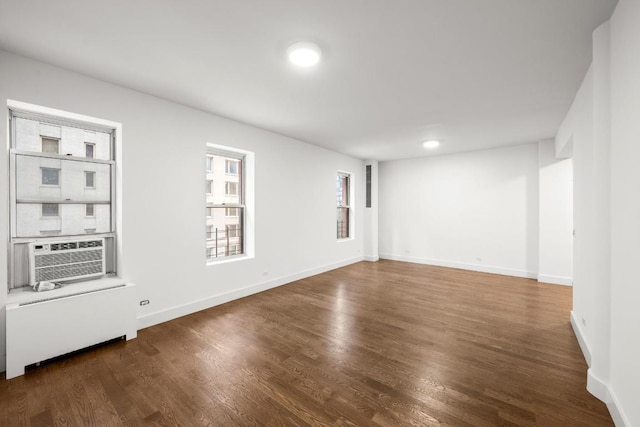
left=7, top=100, right=120, bottom=290
left=206, top=144, right=252, bottom=264
left=337, top=171, right=353, bottom=240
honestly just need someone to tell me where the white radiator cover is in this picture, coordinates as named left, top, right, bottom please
left=5, top=281, right=137, bottom=379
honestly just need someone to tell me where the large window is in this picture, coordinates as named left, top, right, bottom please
left=337, top=172, right=351, bottom=239
left=8, top=105, right=117, bottom=289
left=206, top=146, right=245, bottom=261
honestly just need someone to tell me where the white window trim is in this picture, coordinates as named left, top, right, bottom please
left=7, top=99, right=123, bottom=290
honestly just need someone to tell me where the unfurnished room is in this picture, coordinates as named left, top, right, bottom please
left=0, top=0, right=638, bottom=426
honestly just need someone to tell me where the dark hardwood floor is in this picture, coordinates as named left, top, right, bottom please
left=0, top=260, right=612, bottom=426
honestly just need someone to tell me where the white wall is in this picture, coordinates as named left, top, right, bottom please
left=0, top=50, right=365, bottom=371
left=379, top=143, right=541, bottom=278
left=609, top=0, right=640, bottom=425
left=538, top=140, right=573, bottom=286
left=556, top=1, right=640, bottom=423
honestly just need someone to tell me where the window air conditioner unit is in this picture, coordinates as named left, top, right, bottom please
left=29, top=238, right=106, bottom=287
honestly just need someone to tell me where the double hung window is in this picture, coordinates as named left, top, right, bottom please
left=337, top=172, right=351, bottom=239
left=205, top=147, right=245, bottom=260
left=8, top=105, right=117, bottom=289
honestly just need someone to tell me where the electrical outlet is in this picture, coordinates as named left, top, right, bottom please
left=475, top=257, right=482, bottom=262
left=140, top=300, right=150, bottom=306
left=263, top=271, right=269, bottom=276
left=582, top=317, right=586, bottom=326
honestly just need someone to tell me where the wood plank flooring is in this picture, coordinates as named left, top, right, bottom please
left=0, top=260, right=613, bottom=426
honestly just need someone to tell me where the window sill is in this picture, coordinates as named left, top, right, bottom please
left=206, top=253, right=253, bottom=266
left=337, top=237, right=354, bottom=243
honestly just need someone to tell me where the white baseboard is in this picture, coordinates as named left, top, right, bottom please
left=137, top=256, right=364, bottom=330
left=587, top=370, right=631, bottom=427
left=0, top=354, right=5, bottom=376
left=607, top=386, right=631, bottom=427
left=587, top=369, right=609, bottom=402
left=364, top=255, right=379, bottom=262
left=538, top=274, right=572, bottom=286
left=570, top=310, right=591, bottom=367
left=378, top=253, right=538, bottom=280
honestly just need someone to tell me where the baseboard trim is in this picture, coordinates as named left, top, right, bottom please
left=378, top=254, right=537, bottom=280
left=587, top=369, right=609, bottom=402
left=587, top=370, right=630, bottom=427
left=137, top=256, right=364, bottom=330
left=607, top=386, right=631, bottom=427
left=570, top=310, right=592, bottom=367
left=364, top=255, right=379, bottom=262
left=538, top=274, right=572, bottom=286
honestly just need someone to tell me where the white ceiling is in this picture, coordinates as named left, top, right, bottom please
left=0, top=0, right=617, bottom=161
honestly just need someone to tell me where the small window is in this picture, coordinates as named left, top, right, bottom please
left=225, top=159, right=239, bottom=175
left=206, top=156, right=213, bottom=172
left=337, top=172, right=351, bottom=239
left=85, top=171, right=96, bottom=188
left=206, top=247, right=214, bottom=259
left=85, top=143, right=95, bottom=158
left=86, top=204, right=95, bottom=217
left=227, top=244, right=241, bottom=256
left=41, top=137, right=59, bottom=154
left=207, top=207, right=212, bottom=217
left=225, top=181, right=238, bottom=196
left=85, top=228, right=96, bottom=234
left=207, top=180, right=213, bottom=194
left=41, top=167, right=60, bottom=186
left=206, top=225, right=213, bottom=240
left=42, top=203, right=59, bottom=217
left=225, top=207, right=239, bottom=217
left=227, top=224, right=240, bottom=238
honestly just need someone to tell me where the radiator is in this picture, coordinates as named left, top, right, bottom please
left=5, top=282, right=137, bottom=379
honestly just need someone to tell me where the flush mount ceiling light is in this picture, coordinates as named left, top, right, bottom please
left=422, top=140, right=440, bottom=149
left=287, top=42, right=321, bottom=67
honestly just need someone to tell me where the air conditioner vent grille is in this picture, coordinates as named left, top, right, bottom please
left=79, top=240, right=103, bottom=249
left=35, top=261, right=104, bottom=283
left=50, top=242, right=78, bottom=251
left=34, top=249, right=103, bottom=268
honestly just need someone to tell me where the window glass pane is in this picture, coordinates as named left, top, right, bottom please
left=337, top=207, right=350, bottom=239
left=86, top=204, right=95, bottom=216
left=207, top=180, right=213, bottom=194
left=85, top=143, right=95, bottom=158
left=206, top=156, right=213, bottom=171
left=42, top=203, right=59, bottom=216
left=41, top=168, right=60, bottom=185
left=225, top=181, right=238, bottom=196
left=225, top=160, right=238, bottom=175
left=206, top=207, right=243, bottom=259
left=85, top=171, right=96, bottom=188
left=337, top=174, right=349, bottom=206
left=225, top=207, right=239, bottom=217
left=42, top=137, right=59, bottom=153
left=16, top=156, right=110, bottom=203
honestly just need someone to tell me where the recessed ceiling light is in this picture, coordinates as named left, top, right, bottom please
left=287, top=42, right=321, bottom=67
left=422, top=140, right=440, bottom=149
